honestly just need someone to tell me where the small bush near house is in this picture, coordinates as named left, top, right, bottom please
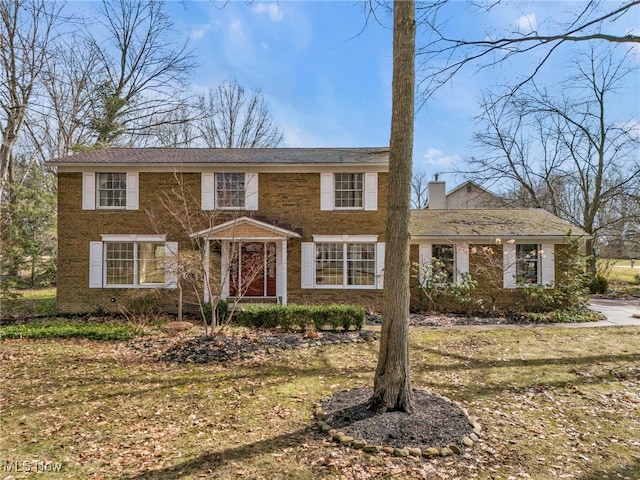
left=0, top=320, right=136, bottom=341
left=589, top=274, right=609, bottom=294
left=233, top=304, right=365, bottom=331
left=201, top=299, right=229, bottom=325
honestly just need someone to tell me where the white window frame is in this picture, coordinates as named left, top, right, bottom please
left=320, top=172, right=377, bottom=211
left=216, top=172, right=246, bottom=210
left=82, top=171, right=139, bottom=210
left=516, top=243, right=541, bottom=285
left=333, top=173, right=364, bottom=210
left=418, top=243, right=470, bottom=285
left=89, top=235, right=177, bottom=289
left=201, top=172, right=258, bottom=211
left=96, top=172, right=127, bottom=210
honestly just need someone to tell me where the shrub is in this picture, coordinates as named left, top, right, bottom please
left=202, top=299, right=229, bottom=325
left=0, top=320, right=135, bottom=341
left=634, top=273, right=640, bottom=285
left=589, top=275, right=609, bottom=294
left=233, top=304, right=365, bottom=331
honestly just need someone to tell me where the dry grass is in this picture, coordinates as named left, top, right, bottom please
left=1, top=326, right=639, bottom=479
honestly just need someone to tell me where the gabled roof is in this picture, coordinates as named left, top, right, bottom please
left=191, top=216, right=301, bottom=240
left=410, top=209, right=588, bottom=241
left=47, top=147, right=389, bottom=166
left=446, top=180, right=508, bottom=205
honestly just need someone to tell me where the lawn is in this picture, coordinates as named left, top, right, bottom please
left=1, top=326, right=639, bottom=479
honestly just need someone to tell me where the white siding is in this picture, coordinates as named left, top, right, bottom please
left=82, top=172, right=96, bottom=210
left=89, top=241, right=103, bottom=288
left=503, top=243, right=516, bottom=289
left=125, top=172, right=139, bottom=210
left=201, top=173, right=215, bottom=210
left=320, top=173, right=334, bottom=211
left=245, top=172, right=259, bottom=210
left=301, top=242, right=315, bottom=288
left=418, top=244, right=432, bottom=284
left=364, top=172, right=378, bottom=211
left=540, top=243, right=555, bottom=286
left=456, top=244, right=469, bottom=282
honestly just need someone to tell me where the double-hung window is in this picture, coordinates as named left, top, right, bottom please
left=432, top=244, right=455, bottom=283
left=516, top=244, right=540, bottom=284
left=216, top=173, right=245, bottom=209
left=334, top=173, right=363, bottom=209
left=97, top=173, right=127, bottom=208
left=315, top=242, right=376, bottom=287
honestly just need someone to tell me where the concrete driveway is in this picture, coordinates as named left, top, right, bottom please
left=585, top=297, right=640, bottom=327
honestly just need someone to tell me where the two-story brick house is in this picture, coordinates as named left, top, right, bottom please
left=49, top=148, right=389, bottom=314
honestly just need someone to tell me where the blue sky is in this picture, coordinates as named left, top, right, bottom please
left=79, top=1, right=640, bottom=188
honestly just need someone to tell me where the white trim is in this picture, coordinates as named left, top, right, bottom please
left=418, top=244, right=432, bottom=285
left=101, top=234, right=166, bottom=242
left=312, top=234, right=378, bottom=243
left=192, top=216, right=301, bottom=239
left=82, top=172, right=96, bottom=210
left=276, top=241, right=287, bottom=303
left=376, top=242, right=385, bottom=289
left=364, top=172, right=378, bottom=211
left=89, top=241, right=103, bottom=288
left=301, top=242, right=314, bottom=289
left=503, top=243, right=517, bottom=289
left=125, top=172, right=139, bottom=210
left=456, top=244, right=469, bottom=282
left=164, top=242, right=178, bottom=288
left=540, top=243, right=555, bottom=286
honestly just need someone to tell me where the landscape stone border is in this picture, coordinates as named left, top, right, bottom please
left=312, top=393, right=482, bottom=459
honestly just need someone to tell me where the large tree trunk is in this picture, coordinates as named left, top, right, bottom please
left=369, top=0, right=415, bottom=414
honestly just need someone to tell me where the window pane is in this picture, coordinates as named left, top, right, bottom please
left=216, top=173, right=245, bottom=208
left=138, top=243, right=165, bottom=285
left=347, top=243, right=375, bottom=285
left=334, top=173, right=363, bottom=208
left=98, top=173, right=127, bottom=207
left=433, top=244, right=455, bottom=283
left=315, top=243, right=343, bottom=285
left=516, top=244, right=539, bottom=284
left=105, top=242, right=134, bottom=285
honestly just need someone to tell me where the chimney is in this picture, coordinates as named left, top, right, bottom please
left=428, top=181, right=446, bottom=209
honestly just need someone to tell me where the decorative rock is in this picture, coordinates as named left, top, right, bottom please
left=423, top=447, right=440, bottom=458
left=363, top=445, right=382, bottom=453
left=382, top=446, right=395, bottom=455
left=472, top=422, right=482, bottom=434
left=352, top=439, right=366, bottom=449
left=408, top=448, right=422, bottom=457
left=440, top=395, right=452, bottom=403
left=161, top=321, right=194, bottom=333
left=338, top=435, right=354, bottom=444
left=321, top=423, right=331, bottom=433
left=469, top=433, right=479, bottom=443
left=332, top=432, right=345, bottom=441
left=316, top=412, right=327, bottom=421
left=394, top=448, right=409, bottom=457
left=328, top=429, right=337, bottom=436
left=439, top=447, right=454, bottom=457
left=267, top=347, right=276, bottom=354
left=316, top=420, right=326, bottom=429
left=449, top=445, right=462, bottom=455
left=462, top=436, right=474, bottom=447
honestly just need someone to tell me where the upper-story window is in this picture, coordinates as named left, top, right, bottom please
left=82, top=172, right=138, bottom=210
left=201, top=172, right=258, bottom=211
left=334, top=173, right=363, bottom=209
left=216, top=173, right=245, bottom=209
left=516, top=244, right=540, bottom=284
left=97, top=173, right=127, bottom=208
left=320, top=172, right=378, bottom=211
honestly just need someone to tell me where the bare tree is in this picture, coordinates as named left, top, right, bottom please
left=469, top=46, right=640, bottom=273
left=195, top=80, right=284, bottom=148
left=369, top=0, right=415, bottom=414
left=86, top=0, right=195, bottom=146
left=0, top=0, right=61, bottom=185
left=411, top=170, right=430, bottom=209
left=417, top=1, right=640, bottom=100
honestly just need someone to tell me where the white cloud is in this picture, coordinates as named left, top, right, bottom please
left=252, top=2, right=284, bottom=22
left=515, top=13, right=537, bottom=34
left=423, top=148, right=460, bottom=167
left=227, top=18, right=248, bottom=45
left=189, top=25, right=210, bottom=41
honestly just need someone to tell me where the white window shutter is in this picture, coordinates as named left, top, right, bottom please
left=164, top=241, right=178, bottom=289
left=456, top=244, right=469, bottom=282
left=201, top=173, right=215, bottom=210
left=301, top=242, right=315, bottom=288
left=83, top=172, right=96, bottom=210
left=540, top=244, right=555, bottom=286
left=89, top=241, right=103, bottom=288
left=376, top=242, right=385, bottom=289
left=245, top=172, right=259, bottom=210
left=503, top=243, right=516, bottom=289
left=364, top=172, right=378, bottom=211
left=126, top=172, right=139, bottom=210
left=320, top=173, right=334, bottom=211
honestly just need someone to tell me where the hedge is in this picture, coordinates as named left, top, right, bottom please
left=233, top=304, right=365, bottom=331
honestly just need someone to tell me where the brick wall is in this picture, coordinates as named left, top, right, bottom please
left=57, top=170, right=387, bottom=313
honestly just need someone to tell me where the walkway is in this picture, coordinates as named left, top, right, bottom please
left=582, top=297, right=640, bottom=327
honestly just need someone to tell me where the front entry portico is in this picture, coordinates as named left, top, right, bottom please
left=192, top=217, right=301, bottom=304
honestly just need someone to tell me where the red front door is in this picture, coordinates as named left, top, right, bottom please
left=230, top=242, right=276, bottom=297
